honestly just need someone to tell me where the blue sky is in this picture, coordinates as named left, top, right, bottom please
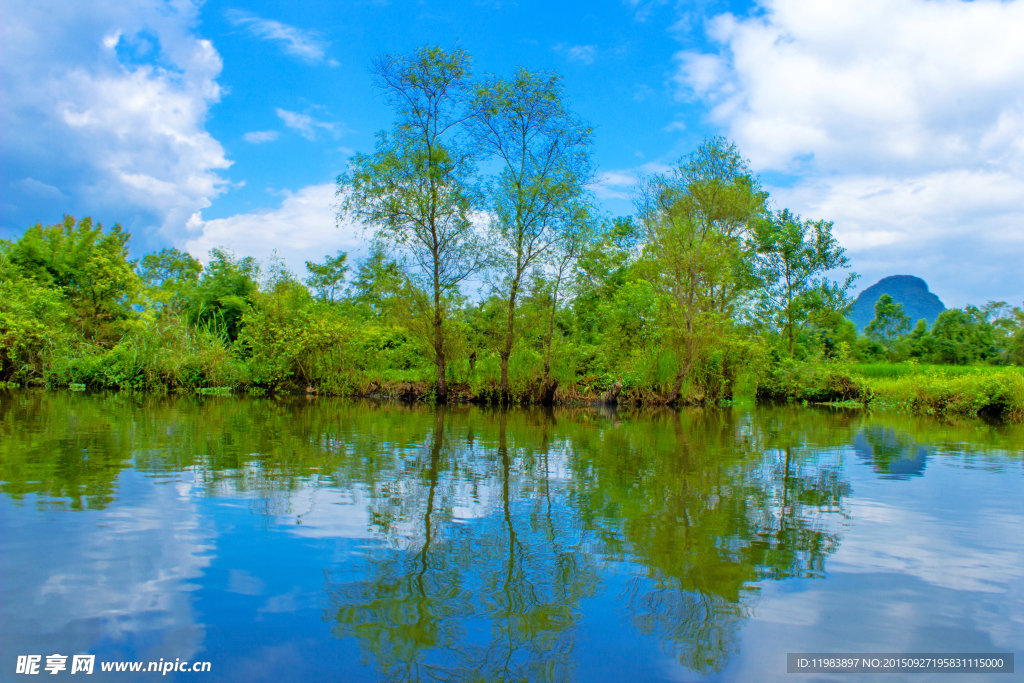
left=3, top=0, right=1023, bottom=307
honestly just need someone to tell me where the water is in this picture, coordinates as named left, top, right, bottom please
left=1, top=391, right=1021, bottom=682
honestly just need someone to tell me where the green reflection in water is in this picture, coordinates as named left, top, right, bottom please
left=2, top=391, right=1022, bottom=680
left=324, top=409, right=599, bottom=682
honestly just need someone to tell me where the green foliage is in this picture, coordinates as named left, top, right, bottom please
left=865, top=294, right=911, bottom=362
left=754, top=208, right=856, bottom=356
left=239, top=282, right=359, bottom=391
left=929, top=307, right=996, bottom=365
left=338, top=46, right=484, bottom=401
left=0, top=265, right=69, bottom=381
left=3, top=109, right=1022, bottom=414
left=140, top=248, right=202, bottom=316
left=139, top=247, right=202, bottom=287
left=865, top=368, right=1024, bottom=418
left=634, top=137, right=767, bottom=399
left=2, top=215, right=141, bottom=343
left=304, top=251, right=349, bottom=302
left=758, top=357, right=865, bottom=404
left=470, top=66, right=595, bottom=400
left=188, top=248, right=260, bottom=342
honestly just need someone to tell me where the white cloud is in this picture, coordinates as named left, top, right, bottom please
left=593, top=170, right=638, bottom=200
left=2, top=0, right=232, bottom=241
left=675, top=0, right=1024, bottom=306
left=830, top=499, right=1024, bottom=594
left=243, top=130, right=280, bottom=144
left=276, top=108, right=337, bottom=141
left=1, top=471, right=213, bottom=664
left=224, top=9, right=330, bottom=65
left=592, top=162, right=672, bottom=200
left=182, top=183, right=369, bottom=275
left=554, top=43, right=597, bottom=64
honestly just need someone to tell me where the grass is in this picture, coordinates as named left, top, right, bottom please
left=760, top=361, right=1024, bottom=420
left=851, top=363, right=1024, bottom=379
left=863, top=370, right=1024, bottom=419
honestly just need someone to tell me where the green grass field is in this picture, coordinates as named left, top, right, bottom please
left=853, top=365, right=1024, bottom=419
left=850, top=363, right=1024, bottom=380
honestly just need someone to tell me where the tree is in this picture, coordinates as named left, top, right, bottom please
left=906, top=318, right=932, bottom=359
left=350, top=247, right=410, bottom=318
left=865, top=294, right=910, bottom=362
left=537, top=206, right=597, bottom=396
left=304, top=251, right=349, bottom=302
left=3, top=215, right=140, bottom=343
left=139, top=248, right=203, bottom=287
left=0, top=253, right=68, bottom=381
left=981, top=301, right=1023, bottom=364
left=189, top=248, right=260, bottom=342
left=338, top=46, right=482, bottom=402
left=139, top=248, right=203, bottom=316
left=754, top=208, right=857, bottom=356
left=469, top=68, right=594, bottom=402
left=634, top=138, right=767, bottom=401
left=929, top=306, right=995, bottom=365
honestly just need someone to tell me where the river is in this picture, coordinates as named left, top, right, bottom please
left=1, top=391, right=1021, bottom=681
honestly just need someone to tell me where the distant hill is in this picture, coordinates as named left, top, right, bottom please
left=849, top=275, right=946, bottom=330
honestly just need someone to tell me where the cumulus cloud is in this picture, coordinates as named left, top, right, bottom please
left=1, top=0, right=231, bottom=243
left=224, top=9, right=332, bottom=65
left=182, top=183, right=369, bottom=276
left=674, top=0, right=1024, bottom=306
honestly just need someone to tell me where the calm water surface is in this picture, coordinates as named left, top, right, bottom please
left=1, top=391, right=1021, bottom=682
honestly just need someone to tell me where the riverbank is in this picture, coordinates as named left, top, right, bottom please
left=13, top=359, right=1024, bottom=420
left=759, top=361, right=1024, bottom=419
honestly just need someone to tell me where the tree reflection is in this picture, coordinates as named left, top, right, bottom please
left=0, top=391, right=137, bottom=509
left=573, top=408, right=852, bottom=673
left=324, top=408, right=598, bottom=682
left=10, top=392, right=1023, bottom=679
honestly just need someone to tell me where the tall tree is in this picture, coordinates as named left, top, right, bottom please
left=189, top=248, right=260, bottom=342
left=538, top=206, right=596, bottom=396
left=634, top=138, right=766, bottom=401
left=470, top=68, right=594, bottom=402
left=338, top=46, right=482, bottom=402
left=754, top=208, right=857, bottom=356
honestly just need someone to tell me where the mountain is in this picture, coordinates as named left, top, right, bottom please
left=848, top=275, right=946, bottom=330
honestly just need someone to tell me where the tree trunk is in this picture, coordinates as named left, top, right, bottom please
left=539, top=377, right=559, bottom=406
left=499, top=284, right=518, bottom=404
left=434, top=316, right=447, bottom=403
left=499, top=353, right=510, bottom=404
left=671, top=370, right=685, bottom=404
left=670, top=353, right=696, bottom=404
left=543, top=273, right=563, bottom=383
